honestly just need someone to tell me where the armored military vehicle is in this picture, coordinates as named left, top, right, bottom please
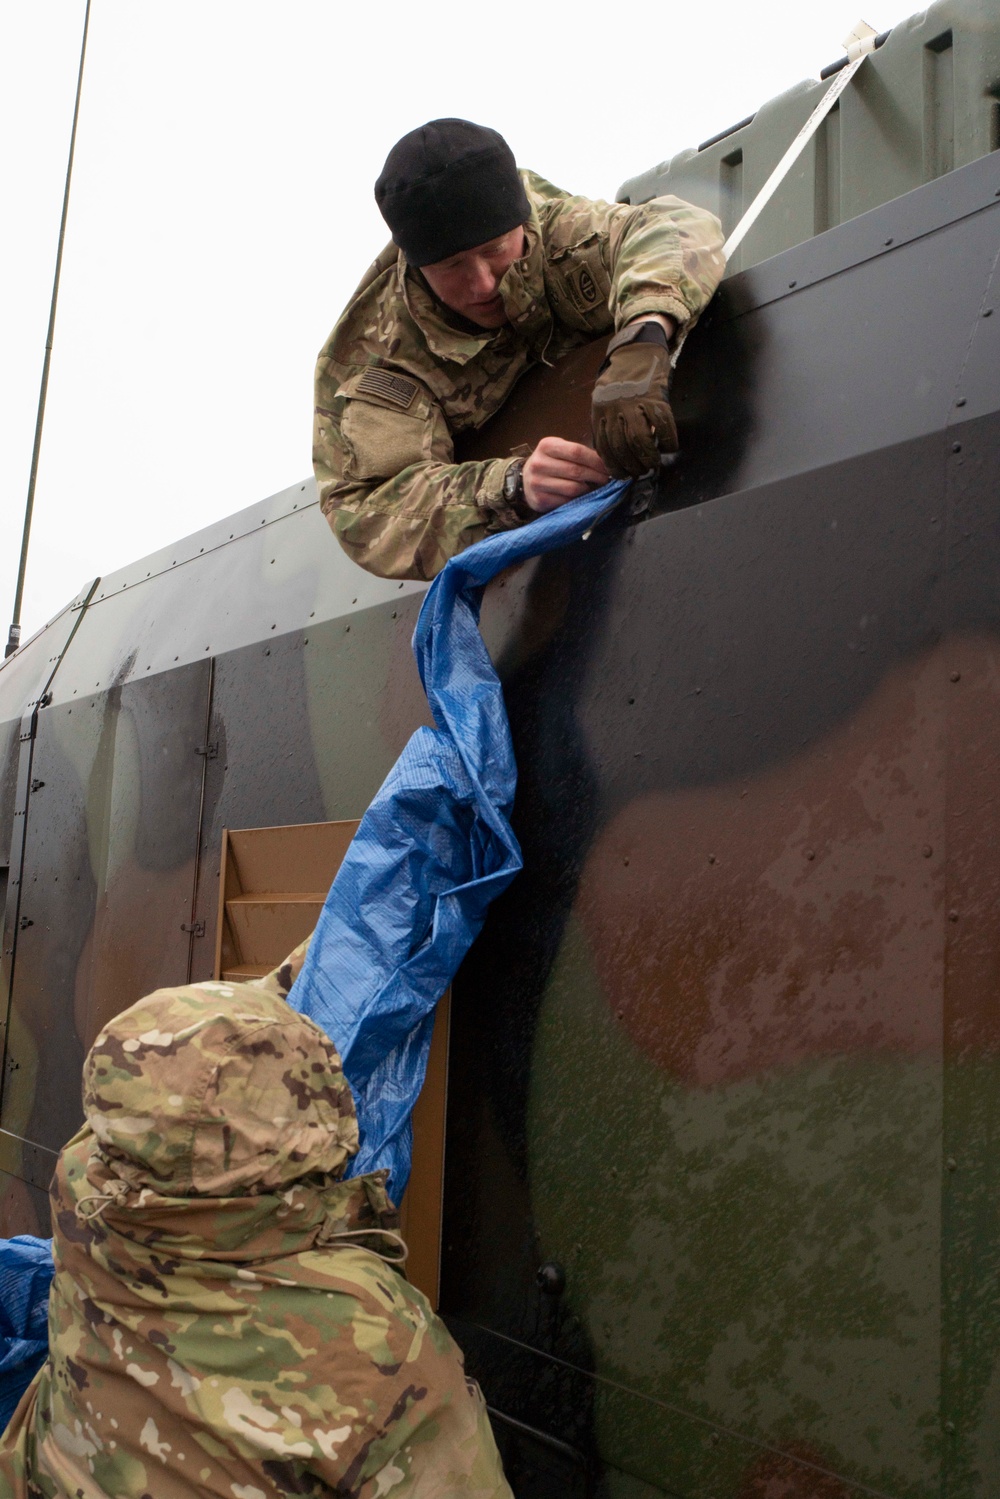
left=2, top=2, right=1000, bottom=1493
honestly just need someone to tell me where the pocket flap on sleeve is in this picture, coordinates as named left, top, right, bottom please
left=340, top=364, right=434, bottom=415
left=338, top=368, right=434, bottom=483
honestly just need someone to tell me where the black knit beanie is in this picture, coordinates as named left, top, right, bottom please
left=375, top=119, right=531, bottom=268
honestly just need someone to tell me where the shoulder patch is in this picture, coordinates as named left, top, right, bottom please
left=356, top=368, right=419, bottom=409
left=568, top=263, right=600, bottom=314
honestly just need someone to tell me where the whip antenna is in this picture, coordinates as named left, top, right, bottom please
left=5, top=0, right=92, bottom=659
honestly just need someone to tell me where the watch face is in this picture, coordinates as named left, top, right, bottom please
left=504, top=465, right=520, bottom=502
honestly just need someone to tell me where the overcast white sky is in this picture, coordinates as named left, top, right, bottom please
left=2, top=0, right=921, bottom=640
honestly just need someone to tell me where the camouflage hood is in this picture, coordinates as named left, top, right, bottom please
left=0, top=971, right=512, bottom=1498
left=82, top=976, right=359, bottom=1197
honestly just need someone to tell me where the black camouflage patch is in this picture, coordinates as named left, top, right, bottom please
left=356, top=367, right=418, bottom=409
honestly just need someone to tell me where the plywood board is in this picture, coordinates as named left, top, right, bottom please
left=213, top=818, right=449, bottom=1307
left=228, top=821, right=359, bottom=895
left=225, top=895, right=325, bottom=964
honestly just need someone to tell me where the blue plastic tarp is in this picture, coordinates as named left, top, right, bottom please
left=0, top=478, right=627, bottom=1421
left=0, top=1236, right=53, bottom=1433
left=288, top=479, right=627, bottom=1196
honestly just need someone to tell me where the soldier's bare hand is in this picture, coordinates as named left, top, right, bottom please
left=522, top=437, right=609, bottom=514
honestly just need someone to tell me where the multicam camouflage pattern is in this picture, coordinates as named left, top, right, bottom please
left=0, top=966, right=511, bottom=1498
left=256, top=934, right=311, bottom=1004
left=314, top=170, right=725, bottom=580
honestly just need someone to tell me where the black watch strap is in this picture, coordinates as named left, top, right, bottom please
left=503, top=458, right=525, bottom=506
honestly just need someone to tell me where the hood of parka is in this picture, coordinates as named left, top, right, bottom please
left=82, top=971, right=359, bottom=1198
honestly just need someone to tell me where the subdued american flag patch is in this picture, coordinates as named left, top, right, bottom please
left=356, top=367, right=419, bottom=409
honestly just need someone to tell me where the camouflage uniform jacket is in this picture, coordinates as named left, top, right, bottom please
left=0, top=959, right=511, bottom=1498
left=314, top=170, right=725, bottom=580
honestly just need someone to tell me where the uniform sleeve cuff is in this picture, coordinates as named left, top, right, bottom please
left=477, top=458, right=531, bottom=531
left=615, top=294, right=691, bottom=332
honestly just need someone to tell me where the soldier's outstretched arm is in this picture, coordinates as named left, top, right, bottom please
left=530, top=176, right=724, bottom=343
left=314, top=365, right=527, bottom=582
left=543, top=191, right=726, bottom=479
left=605, top=192, right=725, bottom=336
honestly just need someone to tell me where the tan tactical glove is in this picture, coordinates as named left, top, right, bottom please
left=591, top=321, right=678, bottom=478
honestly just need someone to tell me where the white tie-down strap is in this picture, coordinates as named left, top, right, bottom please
left=722, top=19, right=879, bottom=261
left=844, top=18, right=880, bottom=60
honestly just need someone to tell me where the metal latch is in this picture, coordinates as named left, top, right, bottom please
left=195, top=743, right=218, bottom=760
left=181, top=921, right=206, bottom=937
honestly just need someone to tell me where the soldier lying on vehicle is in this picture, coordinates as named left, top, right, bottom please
left=314, top=117, right=725, bottom=580
left=0, top=942, right=512, bottom=1499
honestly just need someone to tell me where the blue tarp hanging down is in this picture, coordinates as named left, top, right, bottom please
left=0, top=1236, right=53, bottom=1433
left=0, top=478, right=627, bottom=1421
left=288, top=479, right=628, bottom=1197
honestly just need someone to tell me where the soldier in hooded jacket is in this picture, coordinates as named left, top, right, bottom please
left=314, top=118, right=726, bottom=581
left=0, top=941, right=512, bottom=1498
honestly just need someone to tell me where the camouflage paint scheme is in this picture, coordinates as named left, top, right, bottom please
left=0, top=949, right=510, bottom=1498
left=1, top=55, right=1000, bottom=1499
left=313, top=171, right=724, bottom=580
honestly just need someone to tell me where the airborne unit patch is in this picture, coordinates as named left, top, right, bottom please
left=576, top=267, right=598, bottom=304
left=567, top=263, right=600, bottom=314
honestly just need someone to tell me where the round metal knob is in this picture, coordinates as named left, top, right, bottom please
left=536, top=1262, right=565, bottom=1296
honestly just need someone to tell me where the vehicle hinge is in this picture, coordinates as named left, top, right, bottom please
left=195, top=742, right=218, bottom=760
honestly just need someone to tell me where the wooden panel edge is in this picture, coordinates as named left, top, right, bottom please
left=401, top=990, right=451, bottom=1310
left=213, top=828, right=229, bottom=981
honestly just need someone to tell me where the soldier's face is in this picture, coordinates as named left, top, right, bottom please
left=421, top=227, right=526, bottom=328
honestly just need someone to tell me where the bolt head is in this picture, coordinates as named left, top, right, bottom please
left=537, top=1263, right=566, bottom=1296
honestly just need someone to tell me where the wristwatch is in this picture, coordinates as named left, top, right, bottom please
left=503, top=458, right=525, bottom=507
